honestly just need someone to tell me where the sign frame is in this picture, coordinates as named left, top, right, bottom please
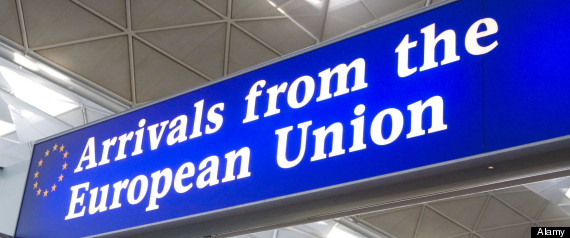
left=15, top=0, right=570, bottom=236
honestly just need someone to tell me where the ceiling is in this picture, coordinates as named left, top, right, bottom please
left=0, top=0, right=443, bottom=107
left=232, top=184, right=570, bottom=238
left=2, top=1, right=570, bottom=238
left=0, top=0, right=447, bottom=169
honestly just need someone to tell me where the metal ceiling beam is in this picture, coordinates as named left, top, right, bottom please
left=223, top=0, right=232, bottom=76
left=423, top=203, right=483, bottom=237
left=126, top=0, right=137, bottom=105
left=411, top=205, right=426, bottom=238
left=235, top=16, right=289, bottom=22
left=29, top=32, right=127, bottom=51
left=133, top=20, right=227, bottom=34
left=319, top=0, right=331, bottom=42
left=15, top=0, right=28, bottom=51
left=359, top=0, right=378, bottom=19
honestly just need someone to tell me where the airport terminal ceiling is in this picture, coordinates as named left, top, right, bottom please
left=1, top=0, right=570, bottom=238
left=0, top=0, right=445, bottom=186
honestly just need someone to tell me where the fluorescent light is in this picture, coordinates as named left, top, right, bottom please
left=13, top=53, right=70, bottom=81
left=330, top=0, right=360, bottom=10
left=13, top=53, right=39, bottom=71
left=305, top=0, right=324, bottom=8
left=565, top=188, right=570, bottom=199
left=38, top=64, right=69, bottom=81
left=0, top=66, right=79, bottom=116
left=304, top=0, right=359, bottom=10
left=268, top=0, right=277, bottom=7
left=306, top=0, right=323, bottom=6
left=0, top=120, right=16, bottom=136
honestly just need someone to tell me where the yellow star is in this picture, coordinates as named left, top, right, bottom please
left=64, top=151, right=68, bottom=158
left=51, top=184, right=56, bottom=191
left=38, top=159, right=43, bottom=167
left=45, top=150, right=49, bottom=157
left=33, top=182, right=38, bottom=189
left=34, top=171, right=39, bottom=178
left=37, top=189, right=41, bottom=196
left=62, top=162, right=68, bottom=170
left=58, top=174, right=63, bottom=182
left=60, top=145, right=65, bottom=152
left=53, top=144, right=58, bottom=151
left=43, top=190, right=48, bottom=197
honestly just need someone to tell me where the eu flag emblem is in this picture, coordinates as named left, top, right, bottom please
left=33, top=143, right=70, bottom=198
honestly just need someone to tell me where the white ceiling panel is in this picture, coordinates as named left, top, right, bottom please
left=232, top=0, right=283, bottom=18
left=202, top=0, right=228, bottom=16
left=429, top=195, right=488, bottom=230
left=494, top=188, right=548, bottom=220
left=55, top=107, right=84, bottom=127
left=0, top=0, right=22, bottom=46
left=133, top=38, right=209, bottom=102
left=415, top=207, right=469, bottom=238
left=476, top=197, right=529, bottom=230
left=537, top=202, right=569, bottom=221
left=237, top=18, right=316, bottom=54
left=476, top=223, right=531, bottom=238
left=275, top=0, right=327, bottom=41
left=80, top=0, right=127, bottom=28
left=228, top=26, right=279, bottom=74
left=361, top=206, right=422, bottom=238
left=323, top=0, right=375, bottom=40
left=130, top=0, right=221, bottom=30
left=84, top=107, right=112, bottom=123
left=0, top=142, right=30, bottom=168
left=2, top=94, right=71, bottom=143
left=363, top=0, right=425, bottom=19
left=139, top=23, right=227, bottom=79
left=0, top=99, right=12, bottom=123
left=21, top=0, right=121, bottom=48
left=35, top=36, right=131, bottom=100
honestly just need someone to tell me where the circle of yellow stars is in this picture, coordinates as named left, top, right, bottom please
left=33, top=143, right=69, bottom=198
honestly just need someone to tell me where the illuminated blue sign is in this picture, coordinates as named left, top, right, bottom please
left=15, top=0, right=570, bottom=237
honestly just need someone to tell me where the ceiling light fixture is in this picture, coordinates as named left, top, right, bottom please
left=38, top=64, right=70, bottom=81
left=304, top=0, right=360, bottom=10
left=0, top=66, right=79, bottom=116
left=13, top=53, right=39, bottom=71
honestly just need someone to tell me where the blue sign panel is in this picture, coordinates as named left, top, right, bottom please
left=15, top=0, right=570, bottom=237
left=483, top=0, right=570, bottom=151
